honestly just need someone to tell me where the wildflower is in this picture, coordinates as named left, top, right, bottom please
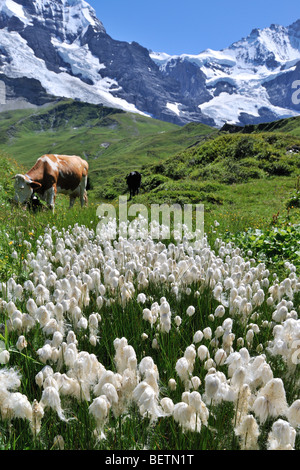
left=197, top=345, right=209, bottom=361
left=184, top=345, right=196, bottom=372
left=40, top=386, right=67, bottom=421
left=114, top=337, right=137, bottom=374
left=204, top=358, right=216, bottom=370
left=89, top=395, right=111, bottom=439
left=30, top=399, right=44, bottom=437
left=168, top=378, right=177, bottom=391
left=160, top=397, right=174, bottom=415
left=16, top=335, right=27, bottom=351
left=159, top=300, right=171, bottom=333
left=193, top=330, right=203, bottom=343
left=268, top=318, right=300, bottom=372
left=253, top=289, right=264, bottom=306
left=267, top=419, right=296, bottom=450
left=191, top=376, right=201, bottom=390
left=143, top=308, right=153, bottom=325
left=246, top=329, right=254, bottom=345
left=235, top=414, right=260, bottom=450
left=214, top=348, right=227, bottom=366
left=203, top=327, right=212, bottom=340
left=137, top=293, right=146, bottom=304
left=0, top=347, right=10, bottom=365
left=214, top=305, right=225, bottom=318
left=252, top=378, right=288, bottom=423
left=52, top=435, right=65, bottom=450
left=287, top=399, right=300, bottom=429
left=204, top=374, right=220, bottom=404
left=132, top=374, right=163, bottom=422
left=173, top=401, right=201, bottom=433
left=3, top=392, right=32, bottom=421
left=186, top=305, right=195, bottom=317
left=36, top=344, right=53, bottom=364
left=101, top=383, right=119, bottom=417
left=175, top=357, right=190, bottom=389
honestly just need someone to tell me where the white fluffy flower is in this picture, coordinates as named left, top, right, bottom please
left=160, top=397, right=174, bottom=415
left=16, top=336, right=27, bottom=351
left=287, top=399, right=300, bottom=429
left=235, top=414, right=260, bottom=450
left=252, top=378, right=288, bottom=423
left=267, top=419, right=296, bottom=450
left=186, top=305, right=195, bottom=317
left=89, top=395, right=111, bottom=438
left=197, top=345, right=209, bottom=361
left=40, top=386, right=66, bottom=421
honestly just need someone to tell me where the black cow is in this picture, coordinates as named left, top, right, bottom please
left=126, top=171, right=142, bottom=200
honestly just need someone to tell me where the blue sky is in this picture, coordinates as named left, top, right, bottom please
left=88, top=0, right=300, bottom=55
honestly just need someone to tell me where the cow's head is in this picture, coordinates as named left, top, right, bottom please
left=13, top=174, right=42, bottom=204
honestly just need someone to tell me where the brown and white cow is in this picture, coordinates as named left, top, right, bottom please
left=13, top=154, right=89, bottom=211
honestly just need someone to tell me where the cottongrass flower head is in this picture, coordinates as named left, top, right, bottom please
left=173, top=390, right=209, bottom=434
left=235, top=414, right=260, bottom=450
left=234, top=383, right=251, bottom=427
left=40, top=386, right=67, bottom=422
left=175, top=357, right=191, bottom=390
left=186, top=305, right=195, bottom=317
left=267, top=318, right=300, bottom=374
left=0, top=341, right=10, bottom=365
left=2, top=392, right=32, bottom=422
left=52, top=435, right=65, bottom=450
left=267, top=419, right=296, bottom=450
left=287, top=399, right=300, bottom=429
left=160, top=397, right=174, bottom=415
left=168, top=378, right=177, bottom=391
left=173, top=401, right=201, bottom=433
left=132, top=356, right=163, bottom=422
left=89, top=395, right=111, bottom=440
left=252, top=378, right=288, bottom=424
left=30, top=399, right=44, bottom=437
left=16, top=335, right=27, bottom=351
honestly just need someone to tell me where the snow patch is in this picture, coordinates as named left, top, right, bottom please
left=2, top=0, right=31, bottom=25
left=166, top=102, right=185, bottom=116
left=0, top=28, right=148, bottom=116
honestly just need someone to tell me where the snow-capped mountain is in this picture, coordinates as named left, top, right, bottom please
left=1, top=0, right=300, bottom=127
left=151, top=21, right=300, bottom=126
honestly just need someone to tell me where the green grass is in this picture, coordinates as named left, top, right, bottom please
left=223, top=114, right=300, bottom=137
left=0, top=99, right=215, bottom=193
left=0, top=189, right=299, bottom=449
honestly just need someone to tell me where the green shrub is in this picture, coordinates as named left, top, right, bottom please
left=142, top=174, right=170, bottom=192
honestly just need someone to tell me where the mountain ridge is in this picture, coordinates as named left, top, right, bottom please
left=0, top=0, right=300, bottom=127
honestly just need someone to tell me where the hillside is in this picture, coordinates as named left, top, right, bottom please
left=95, top=127, right=299, bottom=242
left=0, top=99, right=215, bottom=191
left=221, top=115, right=300, bottom=137
left=103, top=130, right=300, bottom=199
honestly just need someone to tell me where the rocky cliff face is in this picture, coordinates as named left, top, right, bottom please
left=0, top=0, right=300, bottom=127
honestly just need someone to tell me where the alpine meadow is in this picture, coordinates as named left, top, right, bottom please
left=0, top=0, right=299, bottom=453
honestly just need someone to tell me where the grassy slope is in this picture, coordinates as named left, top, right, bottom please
left=117, top=129, right=299, bottom=246
left=222, top=114, right=300, bottom=137
left=0, top=99, right=215, bottom=190
left=0, top=101, right=299, bottom=239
